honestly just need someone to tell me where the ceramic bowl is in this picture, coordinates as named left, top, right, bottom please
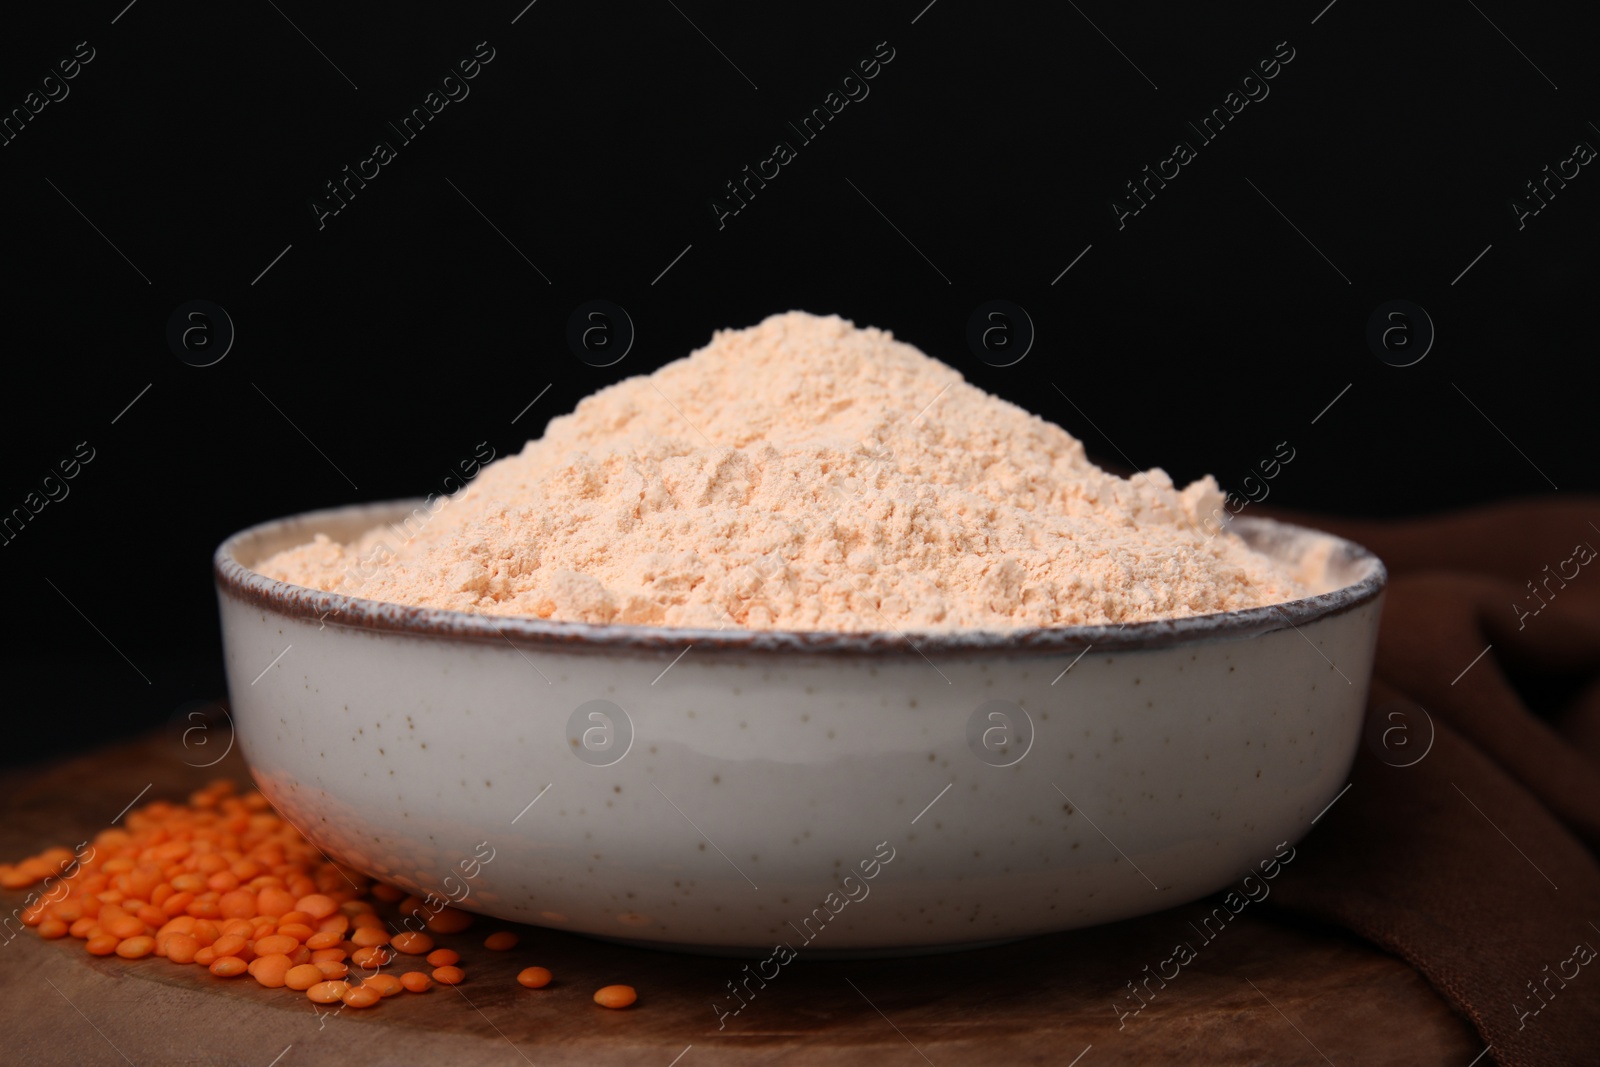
left=215, top=502, right=1384, bottom=956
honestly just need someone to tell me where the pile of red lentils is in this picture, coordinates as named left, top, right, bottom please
left=0, top=781, right=637, bottom=1012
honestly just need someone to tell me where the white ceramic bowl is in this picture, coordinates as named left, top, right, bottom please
left=215, top=502, right=1383, bottom=956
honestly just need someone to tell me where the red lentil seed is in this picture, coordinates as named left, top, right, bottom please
left=248, top=953, right=294, bottom=988
left=349, top=927, right=391, bottom=948
left=115, top=936, right=156, bottom=959
left=343, top=985, right=382, bottom=1008
left=351, top=946, right=390, bottom=970
left=390, top=931, right=434, bottom=955
left=517, top=967, right=552, bottom=989
left=306, top=981, right=350, bottom=1004
left=285, top=964, right=324, bottom=991
left=4, top=783, right=644, bottom=1023
left=254, top=934, right=299, bottom=956
left=165, top=933, right=200, bottom=964
left=85, top=934, right=119, bottom=956
left=295, top=894, right=339, bottom=920
left=210, top=956, right=249, bottom=977
left=594, top=985, right=638, bottom=1009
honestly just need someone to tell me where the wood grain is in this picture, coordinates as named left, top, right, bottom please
left=0, top=731, right=1479, bottom=1066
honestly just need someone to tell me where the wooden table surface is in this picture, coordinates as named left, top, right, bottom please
left=0, top=733, right=1479, bottom=1066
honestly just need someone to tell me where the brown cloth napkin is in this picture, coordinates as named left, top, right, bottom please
left=1264, top=498, right=1600, bottom=1067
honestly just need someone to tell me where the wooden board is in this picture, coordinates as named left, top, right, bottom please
left=0, top=733, right=1478, bottom=1066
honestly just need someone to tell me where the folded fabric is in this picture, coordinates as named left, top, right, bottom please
left=1263, top=498, right=1600, bottom=1067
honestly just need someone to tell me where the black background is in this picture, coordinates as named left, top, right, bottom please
left=2, top=0, right=1592, bottom=766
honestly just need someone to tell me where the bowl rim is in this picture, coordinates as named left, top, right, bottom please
left=215, top=499, right=1386, bottom=656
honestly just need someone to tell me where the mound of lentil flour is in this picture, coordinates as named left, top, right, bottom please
left=259, top=312, right=1309, bottom=630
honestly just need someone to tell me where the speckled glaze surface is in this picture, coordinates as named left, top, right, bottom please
left=216, top=501, right=1384, bottom=955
